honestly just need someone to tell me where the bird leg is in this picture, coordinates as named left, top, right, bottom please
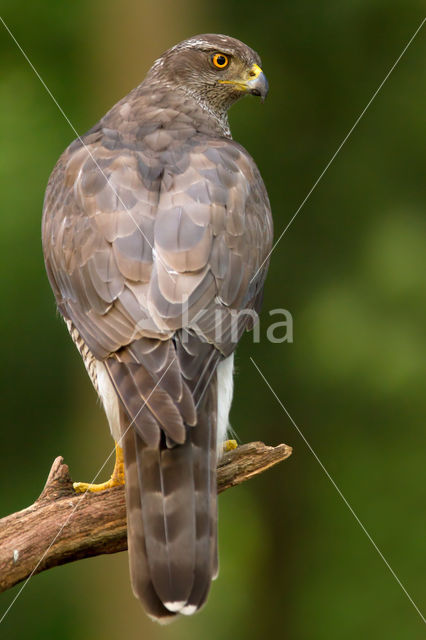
left=73, top=443, right=125, bottom=493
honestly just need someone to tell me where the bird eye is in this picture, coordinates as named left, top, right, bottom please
left=212, top=53, right=229, bottom=69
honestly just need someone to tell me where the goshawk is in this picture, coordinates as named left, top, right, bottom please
left=42, top=33, right=273, bottom=621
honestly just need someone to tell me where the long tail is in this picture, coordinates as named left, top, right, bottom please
left=120, top=379, right=218, bottom=621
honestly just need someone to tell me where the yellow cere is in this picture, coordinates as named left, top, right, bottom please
left=218, top=62, right=264, bottom=91
left=250, top=63, right=262, bottom=78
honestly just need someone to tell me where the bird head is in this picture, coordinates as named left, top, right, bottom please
left=148, top=34, right=269, bottom=115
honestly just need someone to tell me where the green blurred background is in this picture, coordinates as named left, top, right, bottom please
left=1, top=1, right=425, bottom=638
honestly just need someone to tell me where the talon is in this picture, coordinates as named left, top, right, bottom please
left=73, top=443, right=125, bottom=493
left=223, top=439, right=238, bottom=452
left=73, top=477, right=123, bottom=493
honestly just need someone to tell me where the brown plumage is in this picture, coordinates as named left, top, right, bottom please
left=42, top=34, right=273, bottom=620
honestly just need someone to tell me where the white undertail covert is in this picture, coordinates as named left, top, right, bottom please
left=216, top=353, right=234, bottom=456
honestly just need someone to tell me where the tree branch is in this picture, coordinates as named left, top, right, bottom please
left=0, top=441, right=292, bottom=593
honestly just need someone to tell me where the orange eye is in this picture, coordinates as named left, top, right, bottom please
left=212, top=53, right=229, bottom=69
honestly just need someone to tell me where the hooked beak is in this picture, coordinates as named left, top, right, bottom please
left=246, top=63, right=269, bottom=101
left=218, top=63, right=269, bottom=101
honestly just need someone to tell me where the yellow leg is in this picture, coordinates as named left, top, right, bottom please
left=73, top=443, right=125, bottom=493
left=223, top=439, right=238, bottom=452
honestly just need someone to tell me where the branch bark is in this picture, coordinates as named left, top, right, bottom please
left=0, top=441, right=291, bottom=593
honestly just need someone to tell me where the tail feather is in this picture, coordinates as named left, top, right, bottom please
left=181, top=380, right=218, bottom=613
left=120, top=383, right=218, bottom=620
left=105, top=335, right=221, bottom=620
left=136, top=435, right=196, bottom=610
left=121, top=413, right=175, bottom=622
